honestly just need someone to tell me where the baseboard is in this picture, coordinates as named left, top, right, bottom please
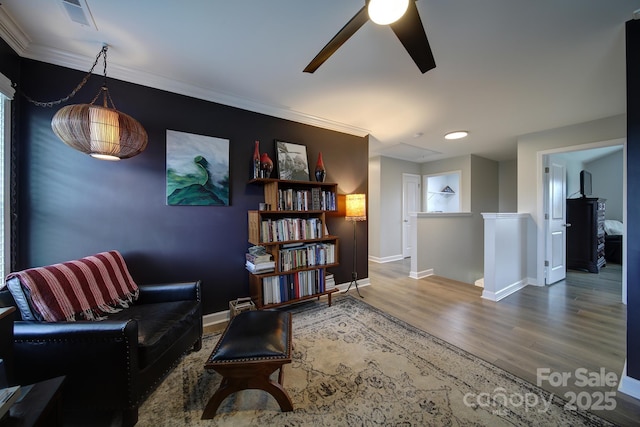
left=618, top=361, right=640, bottom=400
left=409, top=269, right=434, bottom=279
left=527, top=276, right=543, bottom=286
left=203, top=310, right=229, bottom=329
left=201, top=278, right=372, bottom=328
left=475, top=278, right=484, bottom=288
left=335, top=277, right=370, bottom=291
left=368, top=255, right=404, bottom=263
left=481, top=279, right=528, bottom=301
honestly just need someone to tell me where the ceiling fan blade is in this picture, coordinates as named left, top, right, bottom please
left=304, top=6, right=369, bottom=73
left=389, top=1, right=436, bottom=73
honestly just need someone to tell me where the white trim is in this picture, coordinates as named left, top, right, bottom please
left=0, top=92, right=10, bottom=284
left=0, top=8, right=30, bottom=55
left=368, top=254, right=404, bottom=263
left=335, top=277, right=371, bottom=292
left=409, top=268, right=433, bottom=279
left=202, top=310, right=229, bottom=329
left=536, top=138, right=626, bottom=299
left=0, top=73, right=14, bottom=100
left=0, top=36, right=370, bottom=138
left=481, top=212, right=530, bottom=220
left=481, top=279, right=528, bottom=301
left=527, top=276, right=542, bottom=287
left=201, top=277, right=372, bottom=328
left=618, top=361, right=640, bottom=400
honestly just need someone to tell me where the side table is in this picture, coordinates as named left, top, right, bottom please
left=1, top=376, right=65, bottom=427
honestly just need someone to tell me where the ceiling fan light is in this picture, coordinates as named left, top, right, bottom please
left=444, top=131, right=469, bottom=140
left=368, top=0, right=410, bottom=25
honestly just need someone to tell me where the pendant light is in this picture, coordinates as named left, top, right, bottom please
left=48, top=44, right=148, bottom=160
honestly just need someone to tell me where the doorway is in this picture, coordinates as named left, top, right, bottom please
left=402, top=173, right=421, bottom=258
left=541, top=142, right=625, bottom=301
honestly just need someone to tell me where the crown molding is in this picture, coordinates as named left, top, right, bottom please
left=0, top=24, right=370, bottom=138
left=0, top=7, right=30, bottom=54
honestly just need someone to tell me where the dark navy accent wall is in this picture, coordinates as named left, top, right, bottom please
left=5, top=53, right=368, bottom=315
left=0, top=38, right=20, bottom=84
left=626, top=19, right=640, bottom=380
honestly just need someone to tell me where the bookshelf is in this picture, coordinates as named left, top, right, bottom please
left=248, top=178, right=339, bottom=308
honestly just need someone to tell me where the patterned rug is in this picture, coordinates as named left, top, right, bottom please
left=138, top=295, right=612, bottom=426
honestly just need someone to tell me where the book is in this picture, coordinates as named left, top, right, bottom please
left=246, top=260, right=275, bottom=273
left=326, top=273, right=335, bottom=290
left=245, top=252, right=272, bottom=263
left=248, top=245, right=269, bottom=256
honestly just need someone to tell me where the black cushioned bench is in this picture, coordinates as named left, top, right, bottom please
left=201, top=310, right=293, bottom=418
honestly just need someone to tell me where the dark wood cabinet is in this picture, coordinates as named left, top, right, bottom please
left=567, top=197, right=606, bottom=273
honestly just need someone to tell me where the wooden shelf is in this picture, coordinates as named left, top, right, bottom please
left=249, top=178, right=337, bottom=187
left=254, top=289, right=339, bottom=310
left=247, top=179, right=340, bottom=309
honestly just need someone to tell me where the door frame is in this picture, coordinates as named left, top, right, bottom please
left=537, top=139, right=626, bottom=302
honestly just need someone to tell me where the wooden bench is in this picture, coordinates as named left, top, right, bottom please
left=201, top=310, right=293, bottom=418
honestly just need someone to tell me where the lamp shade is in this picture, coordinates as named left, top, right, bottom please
left=346, top=193, right=367, bottom=221
left=368, top=0, right=409, bottom=25
left=52, top=104, right=148, bottom=160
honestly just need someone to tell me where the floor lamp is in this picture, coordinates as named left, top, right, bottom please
left=344, top=194, right=366, bottom=297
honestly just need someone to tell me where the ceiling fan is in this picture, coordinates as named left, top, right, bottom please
left=303, top=0, right=436, bottom=74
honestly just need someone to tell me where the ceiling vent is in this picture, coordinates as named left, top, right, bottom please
left=60, top=0, right=97, bottom=30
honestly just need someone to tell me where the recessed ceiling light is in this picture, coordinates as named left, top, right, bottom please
left=444, top=131, right=469, bottom=140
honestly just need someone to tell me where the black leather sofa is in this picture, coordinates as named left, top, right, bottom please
left=0, top=278, right=203, bottom=426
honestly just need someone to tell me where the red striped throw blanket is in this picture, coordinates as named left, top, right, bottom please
left=6, top=250, right=139, bottom=322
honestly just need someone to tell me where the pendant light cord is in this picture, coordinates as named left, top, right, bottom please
left=15, top=44, right=109, bottom=108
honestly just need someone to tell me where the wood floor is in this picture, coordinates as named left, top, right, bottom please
left=360, top=259, right=640, bottom=426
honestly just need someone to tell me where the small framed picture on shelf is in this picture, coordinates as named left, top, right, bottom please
left=275, top=140, right=310, bottom=181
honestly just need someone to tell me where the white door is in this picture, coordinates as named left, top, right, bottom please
left=545, top=157, right=567, bottom=284
left=402, top=174, right=421, bottom=258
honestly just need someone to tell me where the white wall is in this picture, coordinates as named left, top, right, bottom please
left=499, top=160, right=517, bottom=212
left=471, top=155, right=499, bottom=214
left=587, top=149, right=624, bottom=221
left=516, top=114, right=626, bottom=285
left=482, top=213, right=531, bottom=301
left=368, top=155, right=421, bottom=261
left=410, top=212, right=482, bottom=284
left=369, top=156, right=381, bottom=260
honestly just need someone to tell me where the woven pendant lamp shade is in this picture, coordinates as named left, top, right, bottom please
left=52, top=103, right=148, bottom=161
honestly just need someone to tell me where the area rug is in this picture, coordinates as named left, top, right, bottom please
left=138, top=295, right=612, bottom=426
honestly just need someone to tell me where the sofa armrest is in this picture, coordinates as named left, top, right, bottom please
left=12, top=320, right=139, bottom=409
left=137, top=280, right=201, bottom=304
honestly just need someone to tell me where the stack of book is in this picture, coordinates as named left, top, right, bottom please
left=245, top=252, right=275, bottom=274
left=325, top=273, right=335, bottom=290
